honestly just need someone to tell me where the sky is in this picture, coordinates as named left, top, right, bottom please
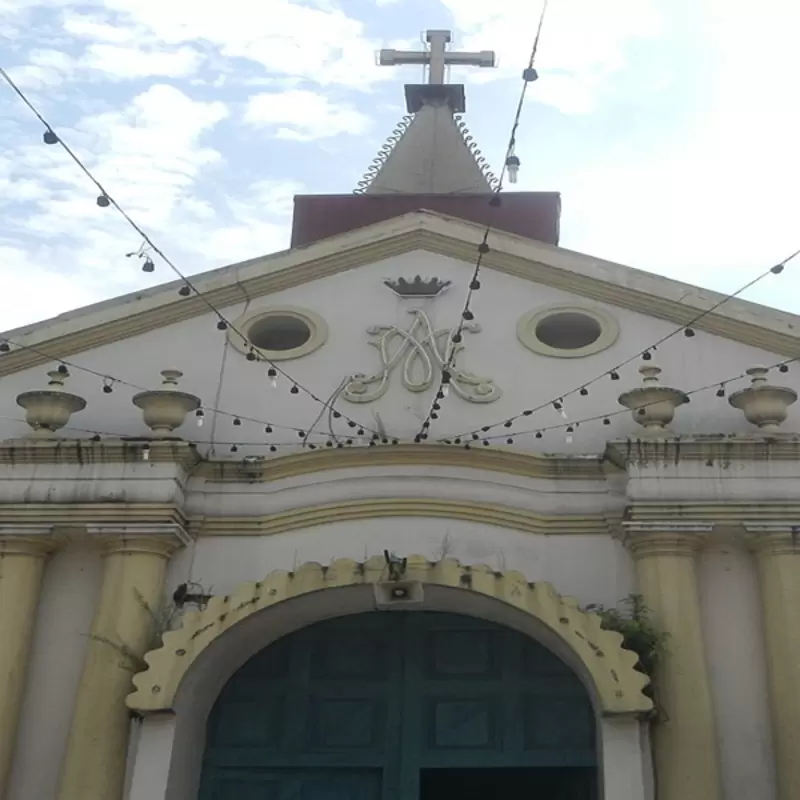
left=1, top=0, right=798, bottom=331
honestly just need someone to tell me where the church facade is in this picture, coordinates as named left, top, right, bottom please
left=1, top=30, right=799, bottom=800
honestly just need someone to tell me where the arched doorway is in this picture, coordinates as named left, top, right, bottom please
left=198, top=611, right=598, bottom=799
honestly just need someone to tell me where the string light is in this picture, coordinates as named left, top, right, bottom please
left=3, top=64, right=797, bottom=451
left=448, top=245, right=799, bottom=443
left=476, top=356, right=798, bottom=444
left=0, top=65, right=380, bottom=441
left=4, top=354, right=794, bottom=453
left=416, top=1, right=551, bottom=439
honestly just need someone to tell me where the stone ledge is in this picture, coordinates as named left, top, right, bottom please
left=605, top=434, right=800, bottom=467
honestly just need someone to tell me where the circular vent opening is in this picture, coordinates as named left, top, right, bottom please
left=248, top=315, right=312, bottom=352
left=534, top=312, right=603, bottom=350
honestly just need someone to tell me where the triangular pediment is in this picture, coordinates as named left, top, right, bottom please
left=1, top=209, right=798, bottom=377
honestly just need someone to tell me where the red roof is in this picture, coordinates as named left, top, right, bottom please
left=290, top=192, right=561, bottom=249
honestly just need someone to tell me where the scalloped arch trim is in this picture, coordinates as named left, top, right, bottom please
left=127, top=556, right=652, bottom=716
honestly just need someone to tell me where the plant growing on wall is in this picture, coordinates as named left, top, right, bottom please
left=588, top=594, right=668, bottom=685
left=87, top=584, right=209, bottom=674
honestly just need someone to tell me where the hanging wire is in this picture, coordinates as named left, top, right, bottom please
left=5, top=353, right=792, bottom=450
left=0, top=65, right=379, bottom=439
left=415, top=0, right=551, bottom=440
left=448, top=246, right=799, bottom=441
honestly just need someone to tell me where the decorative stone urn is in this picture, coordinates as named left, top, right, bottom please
left=132, top=370, right=201, bottom=437
left=16, top=368, right=87, bottom=437
left=728, top=366, right=797, bottom=432
left=617, top=365, right=688, bottom=433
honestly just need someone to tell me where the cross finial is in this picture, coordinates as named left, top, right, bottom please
left=379, top=30, right=495, bottom=86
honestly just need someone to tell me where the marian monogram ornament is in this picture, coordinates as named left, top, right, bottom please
left=343, top=307, right=501, bottom=404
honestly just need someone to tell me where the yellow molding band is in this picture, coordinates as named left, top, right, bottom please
left=0, top=439, right=608, bottom=480
left=126, top=555, right=652, bottom=716
left=0, top=501, right=614, bottom=538
left=197, top=443, right=608, bottom=481
left=189, top=499, right=616, bottom=537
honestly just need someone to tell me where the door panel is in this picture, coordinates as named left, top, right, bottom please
left=200, top=612, right=597, bottom=799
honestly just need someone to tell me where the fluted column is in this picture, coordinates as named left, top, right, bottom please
left=747, top=525, right=800, bottom=800
left=627, top=524, right=721, bottom=800
left=0, top=526, right=58, bottom=797
left=57, top=527, right=183, bottom=800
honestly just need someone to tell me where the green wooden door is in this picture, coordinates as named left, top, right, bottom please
left=199, top=612, right=596, bottom=800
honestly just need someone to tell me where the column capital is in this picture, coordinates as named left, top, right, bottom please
left=0, top=525, right=61, bottom=557
left=85, top=524, right=190, bottom=558
left=744, top=523, right=800, bottom=556
left=624, top=522, right=713, bottom=558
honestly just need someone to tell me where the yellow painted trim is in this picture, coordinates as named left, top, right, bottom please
left=0, top=503, right=188, bottom=529
left=57, top=535, right=178, bottom=800
left=127, top=555, right=652, bottom=716
left=631, top=532, right=721, bottom=800
left=189, top=499, right=616, bottom=537
left=0, top=439, right=606, bottom=479
left=197, top=443, right=609, bottom=481
left=0, top=500, right=614, bottom=538
left=749, top=532, right=800, bottom=799
left=4, top=217, right=800, bottom=377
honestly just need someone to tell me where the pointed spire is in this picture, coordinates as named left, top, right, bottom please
left=359, top=30, right=498, bottom=195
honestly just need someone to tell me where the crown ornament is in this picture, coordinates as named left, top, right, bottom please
left=383, top=276, right=451, bottom=298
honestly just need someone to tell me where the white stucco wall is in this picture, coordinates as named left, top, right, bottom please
left=1, top=251, right=796, bottom=454
left=166, top=523, right=636, bottom=608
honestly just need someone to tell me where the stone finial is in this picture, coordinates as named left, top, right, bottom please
left=617, top=365, right=688, bottom=433
left=728, top=366, right=797, bottom=432
left=15, top=368, right=87, bottom=437
left=132, top=370, right=201, bottom=438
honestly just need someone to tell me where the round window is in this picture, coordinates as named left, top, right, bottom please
left=248, top=315, right=311, bottom=351
left=516, top=306, right=618, bottom=358
left=229, top=307, right=328, bottom=361
left=534, top=312, right=602, bottom=350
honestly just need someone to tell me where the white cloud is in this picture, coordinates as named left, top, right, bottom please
left=0, top=84, right=235, bottom=328
left=441, top=0, right=663, bottom=113
left=81, top=44, right=203, bottom=79
left=78, top=0, right=391, bottom=90
left=244, top=90, right=371, bottom=140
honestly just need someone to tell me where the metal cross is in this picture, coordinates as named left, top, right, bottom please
left=379, top=30, right=495, bottom=86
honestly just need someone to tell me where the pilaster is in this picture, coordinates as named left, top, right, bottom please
left=746, top=524, right=800, bottom=800
left=0, top=525, right=59, bottom=798
left=625, top=522, right=721, bottom=800
left=56, top=525, right=185, bottom=800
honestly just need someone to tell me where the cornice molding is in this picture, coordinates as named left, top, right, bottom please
left=85, top=523, right=193, bottom=550
left=625, top=502, right=800, bottom=525
left=0, top=438, right=201, bottom=467
left=188, top=499, right=617, bottom=538
left=3, top=219, right=800, bottom=377
left=622, top=523, right=712, bottom=558
left=0, top=439, right=608, bottom=480
left=605, top=435, right=800, bottom=467
left=196, top=444, right=609, bottom=483
left=0, top=503, right=187, bottom=530
left=743, top=524, right=800, bottom=556
left=0, top=524, right=60, bottom=556
left=626, top=531, right=707, bottom=558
